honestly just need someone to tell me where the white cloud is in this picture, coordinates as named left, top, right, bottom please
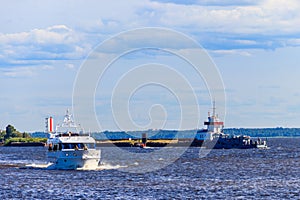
left=2, top=66, right=37, bottom=78
left=149, top=0, right=300, bottom=34
left=41, top=65, right=54, bottom=70
left=234, top=39, right=258, bottom=45
left=0, top=25, right=88, bottom=66
left=0, top=32, right=28, bottom=44
left=0, top=64, right=57, bottom=78
left=286, top=38, right=300, bottom=46
left=130, top=0, right=300, bottom=51
left=1, top=0, right=300, bottom=130
left=1, top=0, right=299, bottom=64
left=0, top=25, right=75, bottom=44
left=30, top=25, right=76, bottom=45
left=211, top=49, right=252, bottom=56
left=152, top=0, right=261, bottom=6
left=144, top=0, right=300, bottom=34
left=64, top=63, right=75, bottom=69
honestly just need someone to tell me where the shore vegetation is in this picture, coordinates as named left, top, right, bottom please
left=0, top=124, right=46, bottom=146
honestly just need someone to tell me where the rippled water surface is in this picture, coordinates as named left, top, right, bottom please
left=0, top=138, right=299, bottom=199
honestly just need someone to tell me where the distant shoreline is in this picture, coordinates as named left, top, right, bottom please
left=5, top=142, right=46, bottom=147
left=1, top=137, right=299, bottom=148
left=29, top=128, right=300, bottom=140
left=1, top=137, right=47, bottom=147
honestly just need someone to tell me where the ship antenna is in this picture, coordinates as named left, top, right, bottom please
left=213, top=100, right=216, bottom=117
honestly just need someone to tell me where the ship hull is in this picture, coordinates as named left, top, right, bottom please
left=47, top=149, right=101, bottom=170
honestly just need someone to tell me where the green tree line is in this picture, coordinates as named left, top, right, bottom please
left=0, top=124, right=30, bottom=141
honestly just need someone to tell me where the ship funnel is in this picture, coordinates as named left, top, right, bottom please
left=46, top=117, right=54, bottom=133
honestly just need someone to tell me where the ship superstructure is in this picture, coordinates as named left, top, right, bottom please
left=196, top=101, right=224, bottom=141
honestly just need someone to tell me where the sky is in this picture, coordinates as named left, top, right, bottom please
left=0, top=0, right=300, bottom=132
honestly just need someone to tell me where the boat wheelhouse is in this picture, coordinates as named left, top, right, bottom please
left=195, top=101, right=224, bottom=141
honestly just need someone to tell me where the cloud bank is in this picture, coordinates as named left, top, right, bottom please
left=1, top=0, right=300, bottom=130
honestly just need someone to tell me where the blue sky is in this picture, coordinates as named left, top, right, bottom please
left=0, top=0, right=300, bottom=131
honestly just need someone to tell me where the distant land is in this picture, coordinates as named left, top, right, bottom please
left=31, top=128, right=300, bottom=139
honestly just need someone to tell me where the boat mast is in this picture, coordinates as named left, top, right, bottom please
left=212, top=100, right=216, bottom=117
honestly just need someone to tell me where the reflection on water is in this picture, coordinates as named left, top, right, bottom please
left=0, top=138, right=299, bottom=199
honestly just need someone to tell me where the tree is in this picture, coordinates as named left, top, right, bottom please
left=0, top=130, right=5, bottom=139
left=4, top=125, right=22, bottom=139
left=22, top=132, right=30, bottom=138
left=4, top=125, right=15, bottom=139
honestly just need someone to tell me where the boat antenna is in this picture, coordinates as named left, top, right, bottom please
left=213, top=100, right=216, bottom=117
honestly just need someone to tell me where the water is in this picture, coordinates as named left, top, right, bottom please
left=0, top=138, right=299, bottom=199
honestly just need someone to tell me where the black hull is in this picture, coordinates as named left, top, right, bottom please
left=96, top=138, right=264, bottom=149
left=6, top=142, right=46, bottom=147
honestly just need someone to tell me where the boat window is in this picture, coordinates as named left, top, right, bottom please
left=53, top=144, right=58, bottom=151
left=62, top=143, right=73, bottom=149
left=84, top=143, right=95, bottom=149
left=69, top=144, right=74, bottom=149
left=77, top=143, right=84, bottom=149
left=61, top=143, right=86, bottom=149
left=62, top=144, right=67, bottom=149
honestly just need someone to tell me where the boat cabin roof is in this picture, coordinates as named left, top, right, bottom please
left=49, top=135, right=96, bottom=144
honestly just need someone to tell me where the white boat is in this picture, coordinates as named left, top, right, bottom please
left=255, top=138, right=269, bottom=149
left=46, top=110, right=101, bottom=170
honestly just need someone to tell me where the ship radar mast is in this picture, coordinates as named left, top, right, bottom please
left=55, top=109, right=84, bottom=134
left=62, top=109, right=75, bottom=127
left=212, top=100, right=216, bottom=118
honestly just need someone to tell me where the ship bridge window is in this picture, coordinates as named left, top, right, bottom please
left=53, top=144, right=58, bottom=151
left=62, top=143, right=85, bottom=150
left=85, top=143, right=95, bottom=149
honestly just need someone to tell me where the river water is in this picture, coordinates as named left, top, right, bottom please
left=0, top=138, right=299, bottom=199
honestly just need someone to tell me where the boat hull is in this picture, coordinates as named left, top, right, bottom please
left=47, top=149, right=101, bottom=170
